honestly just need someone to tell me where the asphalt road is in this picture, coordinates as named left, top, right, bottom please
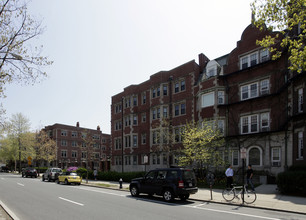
left=1, top=173, right=306, bottom=220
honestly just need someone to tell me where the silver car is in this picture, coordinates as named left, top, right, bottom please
left=42, top=168, right=62, bottom=182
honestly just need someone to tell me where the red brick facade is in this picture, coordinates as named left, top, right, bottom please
left=111, top=24, right=306, bottom=174
left=43, top=122, right=111, bottom=171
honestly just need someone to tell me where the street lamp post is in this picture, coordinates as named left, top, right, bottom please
left=240, top=147, right=247, bottom=204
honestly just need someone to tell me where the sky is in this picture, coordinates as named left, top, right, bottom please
left=2, top=0, right=254, bottom=134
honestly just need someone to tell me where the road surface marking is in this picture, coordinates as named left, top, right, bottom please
left=59, top=197, right=84, bottom=206
left=17, top=183, right=24, bottom=186
left=78, top=187, right=126, bottom=197
left=187, top=204, right=280, bottom=220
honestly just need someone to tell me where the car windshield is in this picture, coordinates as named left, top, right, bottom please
left=52, top=168, right=62, bottom=172
left=66, top=172, right=78, bottom=176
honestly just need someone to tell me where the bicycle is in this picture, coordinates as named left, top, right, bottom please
left=222, top=184, right=256, bottom=204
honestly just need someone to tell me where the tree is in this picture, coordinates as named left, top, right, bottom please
left=178, top=121, right=226, bottom=171
left=35, top=130, right=56, bottom=167
left=3, top=112, right=34, bottom=172
left=0, top=0, right=52, bottom=98
left=251, top=0, right=306, bottom=73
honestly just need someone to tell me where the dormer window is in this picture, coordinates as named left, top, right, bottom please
left=205, top=60, right=220, bottom=79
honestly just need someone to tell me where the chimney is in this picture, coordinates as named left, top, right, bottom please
left=76, top=122, right=80, bottom=127
left=198, top=53, right=210, bottom=73
left=97, top=125, right=100, bottom=131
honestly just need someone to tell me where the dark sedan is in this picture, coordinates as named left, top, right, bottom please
left=22, top=167, right=38, bottom=178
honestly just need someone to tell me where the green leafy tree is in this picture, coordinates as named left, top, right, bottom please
left=0, top=0, right=53, bottom=98
left=251, top=0, right=306, bottom=73
left=35, top=130, right=56, bottom=167
left=3, top=113, right=34, bottom=172
left=179, top=121, right=226, bottom=170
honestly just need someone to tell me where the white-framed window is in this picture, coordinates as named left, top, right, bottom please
left=61, top=150, right=67, bottom=158
left=202, top=120, right=225, bottom=135
left=133, top=96, right=138, bottom=106
left=298, top=131, right=304, bottom=159
left=261, top=113, right=270, bottom=132
left=71, top=131, right=77, bottom=137
left=125, top=135, right=131, bottom=148
left=260, top=49, right=269, bottom=62
left=115, top=156, right=122, bottom=165
left=247, top=146, right=262, bottom=166
left=81, top=151, right=87, bottom=159
left=174, top=103, right=186, bottom=116
left=133, top=155, right=137, bottom=165
left=115, top=138, right=122, bottom=150
left=271, top=147, right=281, bottom=166
left=241, top=83, right=258, bottom=100
left=218, top=91, right=225, bottom=104
left=241, top=79, right=269, bottom=100
left=133, top=135, right=137, bottom=147
left=125, top=156, right=131, bottom=165
left=163, top=84, right=168, bottom=96
left=61, top=130, right=67, bottom=136
left=142, top=113, right=146, bottom=122
left=141, top=133, right=146, bottom=145
left=207, top=67, right=216, bottom=78
left=142, top=92, right=146, bottom=104
left=232, top=150, right=239, bottom=166
left=241, top=114, right=259, bottom=134
left=71, top=141, right=77, bottom=147
left=133, top=115, right=137, bottom=125
left=61, top=140, right=67, bottom=146
left=298, top=88, right=303, bottom=113
left=174, top=127, right=183, bottom=143
left=152, top=130, right=160, bottom=145
left=201, top=92, right=214, bottom=108
left=71, top=151, right=77, bottom=158
left=240, top=49, right=269, bottom=70
left=163, top=106, right=168, bottom=118
left=174, top=80, right=186, bottom=93
left=260, top=79, right=270, bottom=95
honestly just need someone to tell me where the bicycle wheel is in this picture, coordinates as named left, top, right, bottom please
left=243, top=190, right=256, bottom=204
left=222, top=188, right=235, bottom=201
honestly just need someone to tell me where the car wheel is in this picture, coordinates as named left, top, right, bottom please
left=130, top=186, right=139, bottom=197
left=64, top=179, right=69, bottom=185
left=42, top=176, right=45, bottom=181
left=57, top=179, right=60, bottom=184
left=47, top=176, right=51, bottom=182
left=163, top=189, right=174, bottom=202
left=179, top=194, right=190, bottom=201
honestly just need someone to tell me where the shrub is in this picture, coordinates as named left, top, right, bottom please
left=277, top=170, right=306, bottom=196
left=76, top=167, right=88, bottom=178
left=97, top=171, right=145, bottom=182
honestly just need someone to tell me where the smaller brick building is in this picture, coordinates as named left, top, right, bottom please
left=43, top=122, right=111, bottom=171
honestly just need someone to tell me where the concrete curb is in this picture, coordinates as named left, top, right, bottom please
left=82, top=183, right=306, bottom=216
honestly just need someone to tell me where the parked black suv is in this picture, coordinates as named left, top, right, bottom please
left=22, top=167, right=38, bottom=178
left=129, top=168, right=198, bottom=202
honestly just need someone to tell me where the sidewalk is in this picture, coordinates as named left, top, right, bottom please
left=82, top=180, right=306, bottom=215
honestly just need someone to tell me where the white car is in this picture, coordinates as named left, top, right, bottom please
left=42, top=168, right=63, bottom=182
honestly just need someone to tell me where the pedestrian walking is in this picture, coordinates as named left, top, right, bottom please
left=93, top=169, right=97, bottom=181
left=246, top=164, right=255, bottom=191
left=225, top=164, right=234, bottom=188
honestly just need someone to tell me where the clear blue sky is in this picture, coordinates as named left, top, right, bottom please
left=2, top=0, right=253, bottom=134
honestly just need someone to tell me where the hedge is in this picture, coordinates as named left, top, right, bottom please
left=277, top=170, right=306, bottom=196
left=75, top=168, right=145, bottom=183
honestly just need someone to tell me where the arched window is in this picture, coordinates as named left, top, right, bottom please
left=247, top=146, right=262, bottom=166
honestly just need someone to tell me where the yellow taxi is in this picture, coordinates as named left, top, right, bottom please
left=57, top=172, right=82, bottom=185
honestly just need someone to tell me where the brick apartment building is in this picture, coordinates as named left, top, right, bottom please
left=111, top=23, right=305, bottom=174
left=43, top=122, right=111, bottom=171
